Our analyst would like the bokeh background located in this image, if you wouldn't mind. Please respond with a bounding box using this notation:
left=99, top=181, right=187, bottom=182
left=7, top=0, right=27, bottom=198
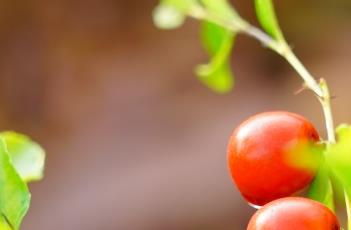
left=0, top=0, right=351, bottom=229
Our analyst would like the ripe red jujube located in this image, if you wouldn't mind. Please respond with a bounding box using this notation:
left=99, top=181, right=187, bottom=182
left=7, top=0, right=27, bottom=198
left=227, top=111, right=320, bottom=206
left=247, top=197, right=340, bottom=230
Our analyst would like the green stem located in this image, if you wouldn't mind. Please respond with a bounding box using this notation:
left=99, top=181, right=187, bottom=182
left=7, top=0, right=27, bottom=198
left=189, top=5, right=347, bottom=228
left=282, top=50, right=323, bottom=98
left=190, top=8, right=335, bottom=144
left=190, top=5, right=343, bottom=228
left=241, top=26, right=335, bottom=144
left=319, top=79, right=336, bottom=143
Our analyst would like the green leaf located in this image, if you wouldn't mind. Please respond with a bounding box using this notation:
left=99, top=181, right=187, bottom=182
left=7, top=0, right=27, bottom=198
left=308, top=161, right=334, bottom=211
left=326, top=124, right=351, bottom=228
left=1, top=132, right=45, bottom=182
left=0, top=216, right=12, bottom=230
left=196, top=21, right=235, bottom=93
left=284, top=139, right=323, bottom=172
left=0, top=139, right=30, bottom=230
left=327, top=124, right=351, bottom=189
left=255, top=0, right=285, bottom=41
left=201, top=20, right=231, bottom=55
left=197, top=62, right=233, bottom=93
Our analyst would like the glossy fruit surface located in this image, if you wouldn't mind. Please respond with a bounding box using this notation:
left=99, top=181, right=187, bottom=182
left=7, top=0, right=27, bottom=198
left=227, top=111, right=320, bottom=206
left=247, top=197, right=340, bottom=230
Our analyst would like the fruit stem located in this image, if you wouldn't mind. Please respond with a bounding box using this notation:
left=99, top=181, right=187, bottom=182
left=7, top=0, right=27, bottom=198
left=319, top=79, right=336, bottom=143
left=189, top=8, right=336, bottom=144
left=188, top=4, right=340, bottom=228
left=242, top=25, right=336, bottom=144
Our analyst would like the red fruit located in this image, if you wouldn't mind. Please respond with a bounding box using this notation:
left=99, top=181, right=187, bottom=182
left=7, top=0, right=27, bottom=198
left=227, top=111, right=320, bottom=206
left=247, top=197, right=340, bottom=230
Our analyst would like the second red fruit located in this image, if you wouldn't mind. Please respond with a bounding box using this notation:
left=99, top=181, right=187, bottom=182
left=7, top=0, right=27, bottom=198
left=227, top=111, right=320, bottom=206
left=247, top=197, right=340, bottom=230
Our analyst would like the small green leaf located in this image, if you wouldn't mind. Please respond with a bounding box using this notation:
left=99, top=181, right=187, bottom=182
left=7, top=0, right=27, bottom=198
left=1, top=132, right=45, bottom=182
left=153, top=4, right=186, bottom=29
left=327, top=124, right=351, bottom=189
left=0, top=139, right=30, bottom=230
left=196, top=21, right=235, bottom=93
left=201, top=20, right=231, bottom=55
left=308, top=161, right=334, bottom=211
left=197, top=62, right=233, bottom=93
left=284, top=140, right=323, bottom=172
left=255, top=0, right=285, bottom=41
left=326, top=124, right=351, bottom=228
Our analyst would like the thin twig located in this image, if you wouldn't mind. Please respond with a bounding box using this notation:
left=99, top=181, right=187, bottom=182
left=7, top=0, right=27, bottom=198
left=189, top=8, right=335, bottom=143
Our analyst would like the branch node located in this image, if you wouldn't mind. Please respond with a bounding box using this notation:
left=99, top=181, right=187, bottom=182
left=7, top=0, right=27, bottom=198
left=294, top=84, right=308, bottom=95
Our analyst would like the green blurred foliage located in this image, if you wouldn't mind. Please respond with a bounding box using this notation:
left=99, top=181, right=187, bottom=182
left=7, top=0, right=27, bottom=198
left=327, top=125, right=351, bottom=191
left=0, top=140, right=30, bottom=230
left=255, top=0, right=285, bottom=41
left=1, top=132, right=45, bottom=182
left=196, top=22, right=235, bottom=93
left=153, top=0, right=239, bottom=93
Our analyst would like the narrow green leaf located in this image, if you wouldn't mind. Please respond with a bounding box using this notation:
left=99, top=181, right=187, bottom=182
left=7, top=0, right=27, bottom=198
left=0, top=132, right=45, bottom=182
left=197, top=62, right=233, bottom=93
left=308, top=161, right=334, bottom=211
left=196, top=21, right=235, bottom=93
left=201, top=20, right=231, bottom=55
left=255, top=0, right=284, bottom=41
left=0, top=139, right=30, bottom=230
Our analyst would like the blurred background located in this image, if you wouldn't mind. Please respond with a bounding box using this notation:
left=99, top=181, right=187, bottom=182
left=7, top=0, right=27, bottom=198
left=0, top=0, right=350, bottom=229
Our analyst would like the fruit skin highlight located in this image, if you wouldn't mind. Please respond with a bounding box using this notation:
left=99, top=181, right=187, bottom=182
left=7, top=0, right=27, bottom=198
left=227, top=111, right=320, bottom=206
left=247, top=197, right=340, bottom=230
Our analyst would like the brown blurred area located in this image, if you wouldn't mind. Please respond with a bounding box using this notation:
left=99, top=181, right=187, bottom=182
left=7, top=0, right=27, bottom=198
left=0, top=0, right=350, bottom=229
